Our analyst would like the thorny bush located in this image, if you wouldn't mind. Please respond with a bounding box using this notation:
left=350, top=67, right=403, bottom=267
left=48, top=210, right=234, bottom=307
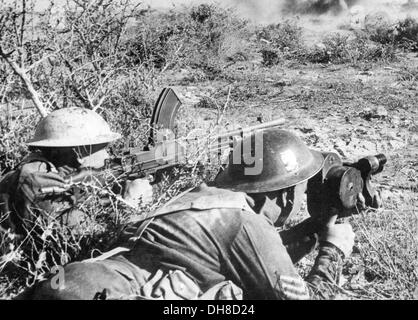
left=304, top=32, right=397, bottom=64
left=371, top=17, right=418, bottom=52
left=257, top=20, right=304, bottom=66
left=126, top=4, right=249, bottom=78
left=0, top=0, right=203, bottom=297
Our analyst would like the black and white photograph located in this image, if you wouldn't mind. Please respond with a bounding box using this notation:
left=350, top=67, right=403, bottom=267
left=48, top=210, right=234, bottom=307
left=0, top=0, right=417, bottom=305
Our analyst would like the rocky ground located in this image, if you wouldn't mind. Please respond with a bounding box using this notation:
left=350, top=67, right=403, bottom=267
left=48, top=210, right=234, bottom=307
left=162, top=47, right=418, bottom=299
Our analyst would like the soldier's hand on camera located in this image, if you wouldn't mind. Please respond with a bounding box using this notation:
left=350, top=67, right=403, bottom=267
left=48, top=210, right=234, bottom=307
left=357, top=192, right=382, bottom=211
left=319, top=215, right=355, bottom=258
left=123, top=178, right=153, bottom=209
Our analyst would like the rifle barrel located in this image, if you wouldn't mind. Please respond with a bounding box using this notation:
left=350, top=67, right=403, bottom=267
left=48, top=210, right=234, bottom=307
left=217, top=118, right=286, bottom=140
left=184, top=118, right=286, bottom=143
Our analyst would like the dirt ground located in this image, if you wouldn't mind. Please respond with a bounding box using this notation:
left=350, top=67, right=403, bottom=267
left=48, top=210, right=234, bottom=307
left=163, top=40, right=418, bottom=299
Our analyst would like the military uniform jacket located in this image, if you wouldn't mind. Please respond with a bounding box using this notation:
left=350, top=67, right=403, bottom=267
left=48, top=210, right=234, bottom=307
left=121, top=183, right=343, bottom=300
left=0, top=152, right=91, bottom=235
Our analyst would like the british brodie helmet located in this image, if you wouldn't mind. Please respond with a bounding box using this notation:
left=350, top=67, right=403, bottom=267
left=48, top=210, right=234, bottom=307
left=26, top=107, right=121, bottom=147
left=214, top=128, right=324, bottom=193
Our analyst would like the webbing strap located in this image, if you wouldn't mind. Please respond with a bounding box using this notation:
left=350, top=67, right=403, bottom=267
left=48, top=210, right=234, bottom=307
left=85, top=247, right=130, bottom=263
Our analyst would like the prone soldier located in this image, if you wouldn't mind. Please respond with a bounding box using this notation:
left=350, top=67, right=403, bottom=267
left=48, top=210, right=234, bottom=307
left=0, top=107, right=153, bottom=237
left=21, top=128, right=361, bottom=300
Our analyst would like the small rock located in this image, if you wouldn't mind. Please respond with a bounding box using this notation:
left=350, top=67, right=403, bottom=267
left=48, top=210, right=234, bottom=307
left=314, top=42, right=327, bottom=51
left=360, top=106, right=388, bottom=120
left=355, top=127, right=368, bottom=135
left=380, top=189, right=394, bottom=201
left=375, top=106, right=388, bottom=119
left=359, top=71, right=374, bottom=76
left=391, top=115, right=401, bottom=126
left=275, top=79, right=292, bottom=87
left=352, top=138, right=377, bottom=154
left=360, top=107, right=373, bottom=121
left=388, top=139, right=406, bottom=150
left=298, top=127, right=314, bottom=134
left=385, top=130, right=398, bottom=140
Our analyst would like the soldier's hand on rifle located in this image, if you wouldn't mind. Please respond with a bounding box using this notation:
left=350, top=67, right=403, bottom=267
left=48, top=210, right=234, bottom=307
left=25, top=171, right=71, bottom=199
left=319, top=215, right=355, bottom=258
left=123, top=178, right=153, bottom=209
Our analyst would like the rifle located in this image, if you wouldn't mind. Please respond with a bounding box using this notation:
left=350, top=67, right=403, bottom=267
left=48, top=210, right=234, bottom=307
left=66, top=88, right=286, bottom=185
left=65, top=87, right=387, bottom=218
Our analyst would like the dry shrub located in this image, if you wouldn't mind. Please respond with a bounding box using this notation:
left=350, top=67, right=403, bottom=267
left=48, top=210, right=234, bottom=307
left=126, top=3, right=249, bottom=78
left=257, top=20, right=304, bottom=66
left=0, top=109, right=38, bottom=173
left=0, top=152, right=212, bottom=298
left=0, top=173, right=140, bottom=296
left=0, top=0, right=170, bottom=297
left=397, top=65, right=418, bottom=83
left=0, top=0, right=157, bottom=162
left=305, top=32, right=397, bottom=64
left=348, top=193, right=418, bottom=299
left=367, top=17, right=418, bottom=52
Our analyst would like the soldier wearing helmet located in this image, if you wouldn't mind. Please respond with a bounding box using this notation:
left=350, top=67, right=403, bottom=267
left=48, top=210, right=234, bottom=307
left=0, top=107, right=152, bottom=236
left=21, top=127, right=354, bottom=300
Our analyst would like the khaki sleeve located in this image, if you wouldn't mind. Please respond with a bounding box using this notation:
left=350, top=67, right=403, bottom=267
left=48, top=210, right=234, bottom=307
left=305, top=243, right=344, bottom=299
left=230, top=212, right=345, bottom=300
left=230, top=211, right=310, bottom=299
left=12, top=162, right=75, bottom=232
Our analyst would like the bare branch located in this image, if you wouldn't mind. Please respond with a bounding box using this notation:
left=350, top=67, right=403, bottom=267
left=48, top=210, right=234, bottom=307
left=84, top=88, right=95, bottom=109
left=0, top=75, right=11, bottom=105
left=20, top=0, right=26, bottom=49
left=92, top=95, right=106, bottom=112
left=217, top=86, right=232, bottom=125
left=0, top=46, right=48, bottom=117
left=25, top=50, right=60, bottom=72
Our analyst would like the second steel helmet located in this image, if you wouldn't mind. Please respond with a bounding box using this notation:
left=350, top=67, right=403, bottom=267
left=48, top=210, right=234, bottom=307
left=26, top=107, right=121, bottom=147
left=214, top=128, right=324, bottom=193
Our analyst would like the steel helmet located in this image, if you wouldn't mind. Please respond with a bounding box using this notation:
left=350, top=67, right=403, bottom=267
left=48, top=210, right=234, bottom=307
left=26, top=107, right=121, bottom=147
left=214, top=128, right=324, bottom=193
